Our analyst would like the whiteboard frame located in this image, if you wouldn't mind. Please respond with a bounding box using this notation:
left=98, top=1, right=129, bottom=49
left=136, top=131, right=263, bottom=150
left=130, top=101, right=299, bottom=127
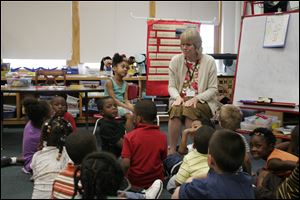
left=232, top=11, right=299, bottom=113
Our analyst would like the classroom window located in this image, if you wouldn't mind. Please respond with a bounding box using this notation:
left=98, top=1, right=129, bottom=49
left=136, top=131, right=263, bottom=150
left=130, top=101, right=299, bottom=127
left=2, top=59, right=66, bottom=70
left=200, top=24, right=215, bottom=54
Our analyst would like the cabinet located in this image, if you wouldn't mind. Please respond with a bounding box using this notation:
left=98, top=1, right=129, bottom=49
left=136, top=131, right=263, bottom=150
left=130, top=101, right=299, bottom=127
left=217, top=75, right=234, bottom=103
left=209, top=53, right=237, bottom=104
left=2, top=93, right=24, bottom=124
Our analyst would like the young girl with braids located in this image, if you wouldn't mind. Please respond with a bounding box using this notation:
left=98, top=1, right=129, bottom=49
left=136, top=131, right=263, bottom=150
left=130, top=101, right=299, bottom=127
left=104, top=53, right=134, bottom=131
left=51, top=133, right=98, bottom=199
left=77, top=152, right=164, bottom=199
left=31, top=116, right=73, bottom=199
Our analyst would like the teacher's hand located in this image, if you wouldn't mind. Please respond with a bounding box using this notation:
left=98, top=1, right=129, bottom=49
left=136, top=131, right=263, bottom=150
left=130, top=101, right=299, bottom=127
left=172, top=96, right=184, bottom=106
left=184, top=97, right=198, bottom=108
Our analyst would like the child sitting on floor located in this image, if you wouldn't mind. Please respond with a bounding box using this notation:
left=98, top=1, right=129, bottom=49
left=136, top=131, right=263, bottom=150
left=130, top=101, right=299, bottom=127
left=172, top=129, right=255, bottom=199
left=1, top=97, right=51, bottom=174
left=275, top=125, right=299, bottom=157
left=250, top=127, right=298, bottom=178
left=22, top=98, right=52, bottom=174
left=104, top=53, right=134, bottom=131
left=31, top=116, right=73, bottom=199
left=218, top=104, right=252, bottom=174
left=163, top=117, right=214, bottom=179
left=80, top=152, right=164, bottom=199
left=121, top=100, right=168, bottom=189
left=50, top=95, right=77, bottom=133
left=250, top=127, right=299, bottom=199
left=51, top=132, right=98, bottom=199
left=95, top=96, right=126, bottom=158
left=167, top=125, right=215, bottom=193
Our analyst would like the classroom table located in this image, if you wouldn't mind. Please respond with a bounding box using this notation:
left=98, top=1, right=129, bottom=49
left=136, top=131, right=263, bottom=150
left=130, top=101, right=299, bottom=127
left=1, top=85, right=104, bottom=148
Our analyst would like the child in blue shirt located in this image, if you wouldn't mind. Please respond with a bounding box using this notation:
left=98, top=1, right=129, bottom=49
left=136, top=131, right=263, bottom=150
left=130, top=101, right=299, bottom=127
left=104, top=53, right=134, bottom=131
left=172, top=129, right=255, bottom=199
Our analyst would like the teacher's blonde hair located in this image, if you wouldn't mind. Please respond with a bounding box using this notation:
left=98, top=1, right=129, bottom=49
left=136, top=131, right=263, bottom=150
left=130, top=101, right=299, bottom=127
left=180, top=29, right=203, bottom=59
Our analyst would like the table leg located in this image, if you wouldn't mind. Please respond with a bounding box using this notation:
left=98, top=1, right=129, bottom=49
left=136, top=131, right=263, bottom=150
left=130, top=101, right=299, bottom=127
left=1, top=92, right=3, bottom=150
left=138, top=79, right=142, bottom=100
left=85, top=92, right=88, bottom=130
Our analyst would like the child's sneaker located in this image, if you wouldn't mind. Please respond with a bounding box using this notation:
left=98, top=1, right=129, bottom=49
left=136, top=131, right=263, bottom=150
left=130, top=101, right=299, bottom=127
left=1, top=157, right=12, bottom=167
left=22, top=167, right=31, bottom=174
left=145, top=179, right=163, bottom=199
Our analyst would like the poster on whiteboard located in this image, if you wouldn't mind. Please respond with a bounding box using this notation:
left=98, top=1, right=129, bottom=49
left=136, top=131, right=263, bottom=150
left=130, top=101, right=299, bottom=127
left=263, top=14, right=290, bottom=47
left=146, top=20, right=200, bottom=96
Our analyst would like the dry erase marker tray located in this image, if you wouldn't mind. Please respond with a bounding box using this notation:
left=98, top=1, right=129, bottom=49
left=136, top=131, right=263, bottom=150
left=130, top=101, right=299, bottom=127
left=240, top=100, right=296, bottom=108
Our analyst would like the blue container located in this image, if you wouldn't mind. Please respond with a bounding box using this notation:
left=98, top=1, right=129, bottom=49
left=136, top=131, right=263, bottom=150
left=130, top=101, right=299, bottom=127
left=4, top=110, right=15, bottom=119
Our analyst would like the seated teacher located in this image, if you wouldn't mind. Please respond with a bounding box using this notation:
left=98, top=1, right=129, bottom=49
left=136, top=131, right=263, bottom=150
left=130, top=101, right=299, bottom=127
left=168, top=29, right=221, bottom=155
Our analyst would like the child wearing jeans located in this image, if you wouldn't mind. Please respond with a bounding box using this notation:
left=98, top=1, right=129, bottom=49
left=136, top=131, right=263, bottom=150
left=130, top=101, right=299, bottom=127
left=31, top=116, right=73, bottom=199
left=104, top=53, right=134, bottom=131
left=122, top=100, right=168, bottom=189
left=95, top=96, right=126, bottom=158
left=172, top=129, right=255, bottom=199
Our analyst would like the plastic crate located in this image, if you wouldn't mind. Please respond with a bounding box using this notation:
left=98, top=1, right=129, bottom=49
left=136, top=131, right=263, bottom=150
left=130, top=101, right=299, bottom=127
left=7, top=77, right=32, bottom=87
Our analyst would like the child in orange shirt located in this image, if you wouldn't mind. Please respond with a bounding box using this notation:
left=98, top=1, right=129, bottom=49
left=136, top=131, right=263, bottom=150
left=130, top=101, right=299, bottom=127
left=250, top=127, right=298, bottom=178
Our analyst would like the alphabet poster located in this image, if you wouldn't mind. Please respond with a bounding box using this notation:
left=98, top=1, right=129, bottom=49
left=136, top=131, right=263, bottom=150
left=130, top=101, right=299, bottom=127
left=146, top=20, right=200, bottom=96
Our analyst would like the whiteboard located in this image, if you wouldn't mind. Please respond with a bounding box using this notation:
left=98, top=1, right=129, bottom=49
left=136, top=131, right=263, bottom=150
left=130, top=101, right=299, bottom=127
left=233, top=12, right=299, bottom=108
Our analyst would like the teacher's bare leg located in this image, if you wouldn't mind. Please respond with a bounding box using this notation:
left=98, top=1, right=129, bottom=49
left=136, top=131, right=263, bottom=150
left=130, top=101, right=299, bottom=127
left=185, top=117, right=193, bottom=129
left=168, top=117, right=182, bottom=155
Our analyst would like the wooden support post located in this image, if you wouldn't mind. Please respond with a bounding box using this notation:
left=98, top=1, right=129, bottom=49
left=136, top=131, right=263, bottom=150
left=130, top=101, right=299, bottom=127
left=70, top=1, right=80, bottom=66
left=215, top=1, right=222, bottom=53
left=149, top=1, right=156, bottom=18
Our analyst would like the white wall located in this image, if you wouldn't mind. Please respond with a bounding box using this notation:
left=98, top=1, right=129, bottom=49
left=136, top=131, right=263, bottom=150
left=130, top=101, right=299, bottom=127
left=221, top=1, right=240, bottom=53
left=80, top=1, right=149, bottom=63
left=81, top=1, right=219, bottom=63
left=1, top=1, right=72, bottom=59
left=1, top=1, right=227, bottom=62
left=156, top=1, right=218, bottom=22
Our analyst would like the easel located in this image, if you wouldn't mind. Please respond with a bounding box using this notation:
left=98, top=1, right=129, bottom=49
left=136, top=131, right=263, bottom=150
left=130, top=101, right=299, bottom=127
left=233, top=2, right=299, bottom=126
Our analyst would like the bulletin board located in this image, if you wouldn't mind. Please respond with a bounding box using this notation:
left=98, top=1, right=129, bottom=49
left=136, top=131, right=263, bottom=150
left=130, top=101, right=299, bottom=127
left=232, top=11, right=299, bottom=111
left=146, top=20, right=200, bottom=96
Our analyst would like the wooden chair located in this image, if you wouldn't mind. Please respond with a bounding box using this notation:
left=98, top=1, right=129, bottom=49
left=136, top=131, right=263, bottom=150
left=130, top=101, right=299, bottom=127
left=127, top=83, right=139, bottom=101
left=35, top=69, right=66, bottom=86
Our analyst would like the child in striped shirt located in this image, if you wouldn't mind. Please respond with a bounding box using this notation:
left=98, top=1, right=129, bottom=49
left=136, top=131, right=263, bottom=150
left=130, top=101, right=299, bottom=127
left=167, top=125, right=215, bottom=193
left=51, top=133, right=98, bottom=199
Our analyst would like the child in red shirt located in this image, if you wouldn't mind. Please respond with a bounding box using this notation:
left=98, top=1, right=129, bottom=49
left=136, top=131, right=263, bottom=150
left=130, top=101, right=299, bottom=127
left=50, top=96, right=77, bottom=133
left=121, top=100, right=168, bottom=189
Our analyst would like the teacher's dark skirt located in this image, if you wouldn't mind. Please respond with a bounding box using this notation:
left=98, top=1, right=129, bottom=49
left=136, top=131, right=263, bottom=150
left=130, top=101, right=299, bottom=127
left=169, top=102, right=212, bottom=121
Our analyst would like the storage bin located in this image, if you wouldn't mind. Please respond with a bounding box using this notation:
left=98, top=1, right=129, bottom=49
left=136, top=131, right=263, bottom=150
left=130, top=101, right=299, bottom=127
left=4, top=109, right=16, bottom=119
left=240, top=121, right=271, bottom=131
left=7, top=77, right=32, bottom=87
